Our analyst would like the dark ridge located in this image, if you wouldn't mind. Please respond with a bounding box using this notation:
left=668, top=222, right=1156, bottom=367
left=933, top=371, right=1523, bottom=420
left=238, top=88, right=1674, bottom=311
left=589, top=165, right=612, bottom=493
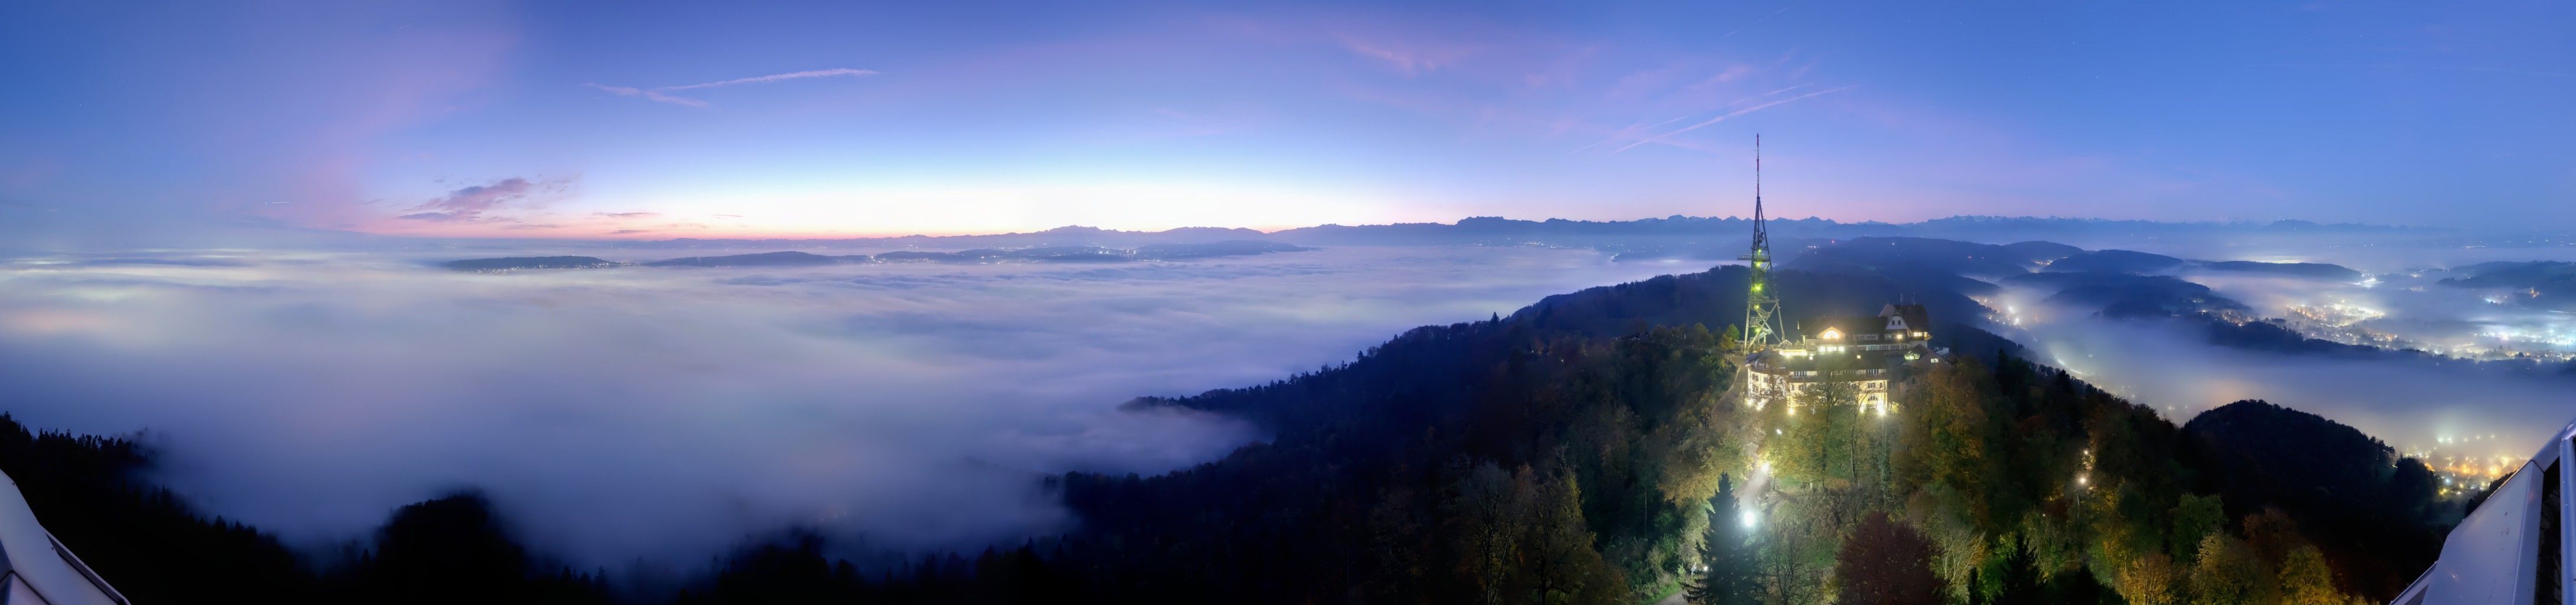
left=2438, top=261, right=2576, bottom=309
left=1131, top=240, right=1313, bottom=258
left=1783, top=236, right=2054, bottom=278
left=2002, top=271, right=2247, bottom=318
left=345, top=491, right=611, bottom=604
left=0, top=413, right=316, bottom=602
left=2193, top=261, right=2363, bottom=281
left=2178, top=400, right=2448, bottom=598
left=1998, top=240, right=2084, bottom=262
left=643, top=251, right=844, bottom=267
left=441, top=256, right=624, bottom=271
left=2042, top=249, right=2187, bottom=274
left=874, top=249, right=1007, bottom=263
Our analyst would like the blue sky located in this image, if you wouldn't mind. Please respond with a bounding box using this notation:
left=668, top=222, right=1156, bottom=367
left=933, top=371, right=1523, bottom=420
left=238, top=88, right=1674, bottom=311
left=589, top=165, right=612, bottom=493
left=1, top=1, right=2568, bottom=240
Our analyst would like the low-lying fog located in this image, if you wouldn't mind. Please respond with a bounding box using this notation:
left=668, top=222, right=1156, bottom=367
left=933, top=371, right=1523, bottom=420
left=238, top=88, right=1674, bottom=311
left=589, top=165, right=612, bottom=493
left=0, top=246, right=1684, bottom=566
left=4, top=232, right=2568, bottom=569
left=1993, top=265, right=2575, bottom=472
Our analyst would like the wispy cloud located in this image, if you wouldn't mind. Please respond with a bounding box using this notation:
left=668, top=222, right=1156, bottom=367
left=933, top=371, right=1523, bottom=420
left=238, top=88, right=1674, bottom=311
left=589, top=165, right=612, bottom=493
left=1569, top=84, right=1821, bottom=154
left=1566, top=113, right=1697, bottom=154
left=587, top=69, right=880, bottom=108
left=1336, top=35, right=1478, bottom=76
left=593, top=211, right=661, bottom=219
left=662, top=68, right=880, bottom=90
left=584, top=83, right=710, bottom=108
left=1610, top=84, right=1857, bottom=153
left=1717, top=1, right=1800, bottom=41
left=2249, top=63, right=2568, bottom=79
left=398, top=177, right=574, bottom=222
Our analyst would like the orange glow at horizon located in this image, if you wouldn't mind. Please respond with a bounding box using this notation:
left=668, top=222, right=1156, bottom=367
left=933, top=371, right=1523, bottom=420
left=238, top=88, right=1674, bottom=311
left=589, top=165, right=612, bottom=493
left=337, top=180, right=1456, bottom=240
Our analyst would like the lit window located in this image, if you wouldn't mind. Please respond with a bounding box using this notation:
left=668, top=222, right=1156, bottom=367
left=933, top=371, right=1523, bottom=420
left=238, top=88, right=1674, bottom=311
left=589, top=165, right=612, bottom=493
left=1819, top=327, right=1843, bottom=340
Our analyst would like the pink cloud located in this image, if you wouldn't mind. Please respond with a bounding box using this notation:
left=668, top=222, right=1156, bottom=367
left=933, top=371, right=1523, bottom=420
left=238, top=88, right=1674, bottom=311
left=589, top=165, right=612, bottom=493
left=396, top=177, right=574, bottom=223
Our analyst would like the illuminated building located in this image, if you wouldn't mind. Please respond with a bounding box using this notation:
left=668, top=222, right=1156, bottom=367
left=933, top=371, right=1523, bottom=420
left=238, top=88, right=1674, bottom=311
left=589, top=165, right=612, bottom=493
left=1729, top=135, right=1941, bottom=414
left=1744, top=304, right=1943, bottom=413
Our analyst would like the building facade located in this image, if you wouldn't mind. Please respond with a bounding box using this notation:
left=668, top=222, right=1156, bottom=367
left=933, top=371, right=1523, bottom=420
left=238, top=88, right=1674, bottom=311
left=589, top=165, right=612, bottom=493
left=1745, top=303, right=1941, bottom=414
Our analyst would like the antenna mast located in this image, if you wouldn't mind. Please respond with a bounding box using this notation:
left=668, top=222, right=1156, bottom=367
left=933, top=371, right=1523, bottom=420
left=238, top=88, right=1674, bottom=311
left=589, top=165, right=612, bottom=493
left=1740, top=135, right=1784, bottom=354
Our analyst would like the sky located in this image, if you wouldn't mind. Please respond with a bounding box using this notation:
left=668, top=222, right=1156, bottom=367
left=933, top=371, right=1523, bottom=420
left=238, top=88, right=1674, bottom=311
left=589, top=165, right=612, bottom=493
left=1, top=1, right=2570, bottom=243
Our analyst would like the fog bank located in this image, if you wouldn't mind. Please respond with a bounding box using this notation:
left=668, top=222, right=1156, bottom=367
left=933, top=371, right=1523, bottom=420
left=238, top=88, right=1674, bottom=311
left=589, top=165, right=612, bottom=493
left=0, top=246, right=1683, bottom=565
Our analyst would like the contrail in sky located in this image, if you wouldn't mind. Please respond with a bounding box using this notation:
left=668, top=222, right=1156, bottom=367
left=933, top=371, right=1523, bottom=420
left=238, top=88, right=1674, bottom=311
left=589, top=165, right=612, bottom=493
left=662, top=68, right=881, bottom=90
left=1568, top=113, right=1699, bottom=154
left=1717, top=1, right=1801, bottom=41
left=588, top=68, right=880, bottom=108
left=1613, top=84, right=1856, bottom=153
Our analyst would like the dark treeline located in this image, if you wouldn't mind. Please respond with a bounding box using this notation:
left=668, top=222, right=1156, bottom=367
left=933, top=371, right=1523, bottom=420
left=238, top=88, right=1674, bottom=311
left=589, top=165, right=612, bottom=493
left=0, top=264, right=2470, bottom=603
left=2176, top=401, right=2451, bottom=597
left=0, top=414, right=612, bottom=603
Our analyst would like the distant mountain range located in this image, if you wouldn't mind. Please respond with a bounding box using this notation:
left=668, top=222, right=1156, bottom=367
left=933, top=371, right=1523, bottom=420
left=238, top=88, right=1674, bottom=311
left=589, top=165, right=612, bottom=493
left=440, top=256, right=626, bottom=272
left=443, top=240, right=1312, bottom=271
left=491, top=216, right=2454, bottom=256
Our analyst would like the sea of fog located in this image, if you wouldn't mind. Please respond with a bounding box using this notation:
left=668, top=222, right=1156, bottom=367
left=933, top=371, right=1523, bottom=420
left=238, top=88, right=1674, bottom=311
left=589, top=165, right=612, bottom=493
left=1989, top=242, right=2576, bottom=469
left=2, top=237, right=2569, bottom=570
left=0, top=246, right=1689, bottom=566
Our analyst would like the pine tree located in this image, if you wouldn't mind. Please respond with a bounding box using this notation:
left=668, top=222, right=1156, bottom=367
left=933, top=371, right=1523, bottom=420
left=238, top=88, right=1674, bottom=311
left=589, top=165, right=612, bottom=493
left=1686, top=474, right=1757, bottom=605
left=1993, top=534, right=2041, bottom=605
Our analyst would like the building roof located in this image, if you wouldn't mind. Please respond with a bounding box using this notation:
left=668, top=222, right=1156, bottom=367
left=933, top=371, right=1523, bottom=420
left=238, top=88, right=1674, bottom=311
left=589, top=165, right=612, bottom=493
left=1804, top=315, right=1889, bottom=339
left=1882, top=304, right=1931, bottom=333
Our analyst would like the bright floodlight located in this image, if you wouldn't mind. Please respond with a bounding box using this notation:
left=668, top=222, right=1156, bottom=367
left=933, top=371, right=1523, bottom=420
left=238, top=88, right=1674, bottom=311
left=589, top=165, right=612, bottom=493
left=1739, top=510, right=1758, bottom=529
